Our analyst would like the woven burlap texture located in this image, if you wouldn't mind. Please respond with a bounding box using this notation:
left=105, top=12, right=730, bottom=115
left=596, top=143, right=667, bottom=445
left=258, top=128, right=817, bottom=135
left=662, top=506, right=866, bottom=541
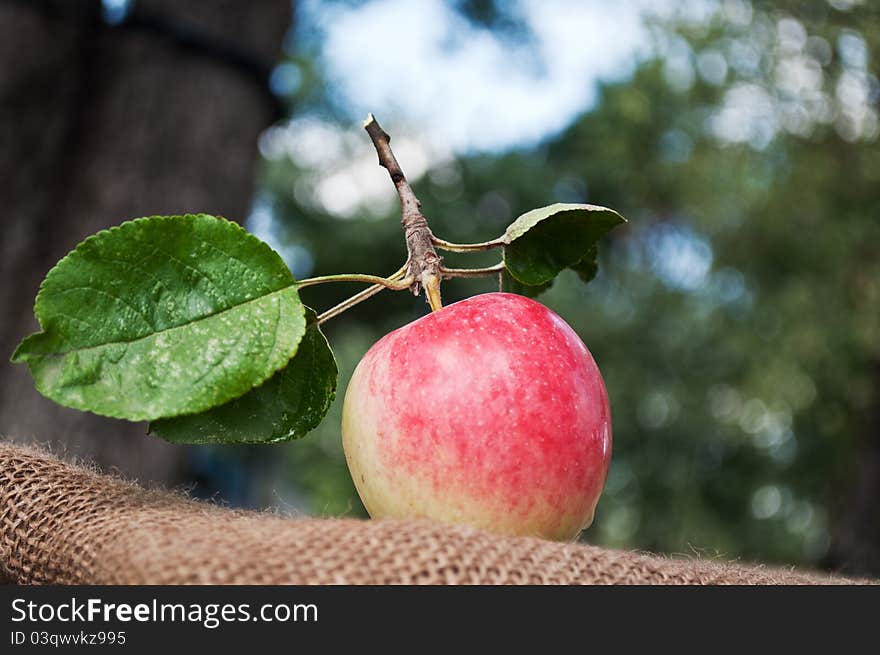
left=0, top=442, right=869, bottom=584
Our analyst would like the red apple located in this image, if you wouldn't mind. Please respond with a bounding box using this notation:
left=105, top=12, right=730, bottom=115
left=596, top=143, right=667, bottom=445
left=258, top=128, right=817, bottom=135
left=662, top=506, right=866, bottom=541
left=341, top=292, right=611, bottom=541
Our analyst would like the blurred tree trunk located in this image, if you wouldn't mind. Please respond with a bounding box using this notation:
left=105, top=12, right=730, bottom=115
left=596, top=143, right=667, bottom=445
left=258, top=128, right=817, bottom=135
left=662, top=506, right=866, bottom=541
left=0, top=0, right=291, bottom=484
left=826, top=359, right=880, bottom=577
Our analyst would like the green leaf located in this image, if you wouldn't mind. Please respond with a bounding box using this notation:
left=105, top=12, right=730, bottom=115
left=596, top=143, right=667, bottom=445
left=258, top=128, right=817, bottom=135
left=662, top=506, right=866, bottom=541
left=500, top=271, right=553, bottom=297
left=502, top=245, right=599, bottom=299
left=149, top=309, right=337, bottom=444
left=502, top=203, right=625, bottom=286
left=570, top=243, right=599, bottom=284
left=11, top=214, right=306, bottom=421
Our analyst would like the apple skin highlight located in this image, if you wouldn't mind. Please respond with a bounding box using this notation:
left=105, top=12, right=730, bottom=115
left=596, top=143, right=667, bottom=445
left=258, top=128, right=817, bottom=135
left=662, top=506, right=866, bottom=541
left=342, top=292, right=611, bottom=541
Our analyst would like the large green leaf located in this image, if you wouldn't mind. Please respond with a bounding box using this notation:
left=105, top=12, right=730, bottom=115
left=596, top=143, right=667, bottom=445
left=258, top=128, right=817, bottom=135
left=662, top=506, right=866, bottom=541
left=149, top=309, right=337, bottom=444
left=12, top=215, right=306, bottom=421
left=502, top=203, right=625, bottom=286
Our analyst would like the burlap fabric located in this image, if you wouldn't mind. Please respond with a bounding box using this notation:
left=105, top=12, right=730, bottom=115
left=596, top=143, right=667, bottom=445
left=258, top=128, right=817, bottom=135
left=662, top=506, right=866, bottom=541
left=0, top=442, right=871, bottom=585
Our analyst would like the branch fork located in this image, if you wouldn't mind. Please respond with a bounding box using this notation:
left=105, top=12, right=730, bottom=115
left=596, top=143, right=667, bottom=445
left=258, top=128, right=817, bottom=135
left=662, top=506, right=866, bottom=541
left=363, top=114, right=445, bottom=311
left=300, top=115, right=507, bottom=324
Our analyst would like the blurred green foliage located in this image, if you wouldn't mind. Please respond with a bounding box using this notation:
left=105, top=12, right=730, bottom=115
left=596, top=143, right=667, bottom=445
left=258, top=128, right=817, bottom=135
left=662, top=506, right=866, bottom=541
left=250, top=2, right=880, bottom=573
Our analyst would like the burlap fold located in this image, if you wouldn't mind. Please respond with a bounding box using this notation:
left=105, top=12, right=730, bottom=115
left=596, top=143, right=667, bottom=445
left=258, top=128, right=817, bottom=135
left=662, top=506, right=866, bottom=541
left=0, top=442, right=870, bottom=584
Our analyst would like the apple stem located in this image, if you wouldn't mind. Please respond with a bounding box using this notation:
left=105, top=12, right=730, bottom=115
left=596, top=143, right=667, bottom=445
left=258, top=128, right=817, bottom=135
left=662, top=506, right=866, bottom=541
left=364, top=114, right=445, bottom=311
left=424, top=274, right=443, bottom=311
